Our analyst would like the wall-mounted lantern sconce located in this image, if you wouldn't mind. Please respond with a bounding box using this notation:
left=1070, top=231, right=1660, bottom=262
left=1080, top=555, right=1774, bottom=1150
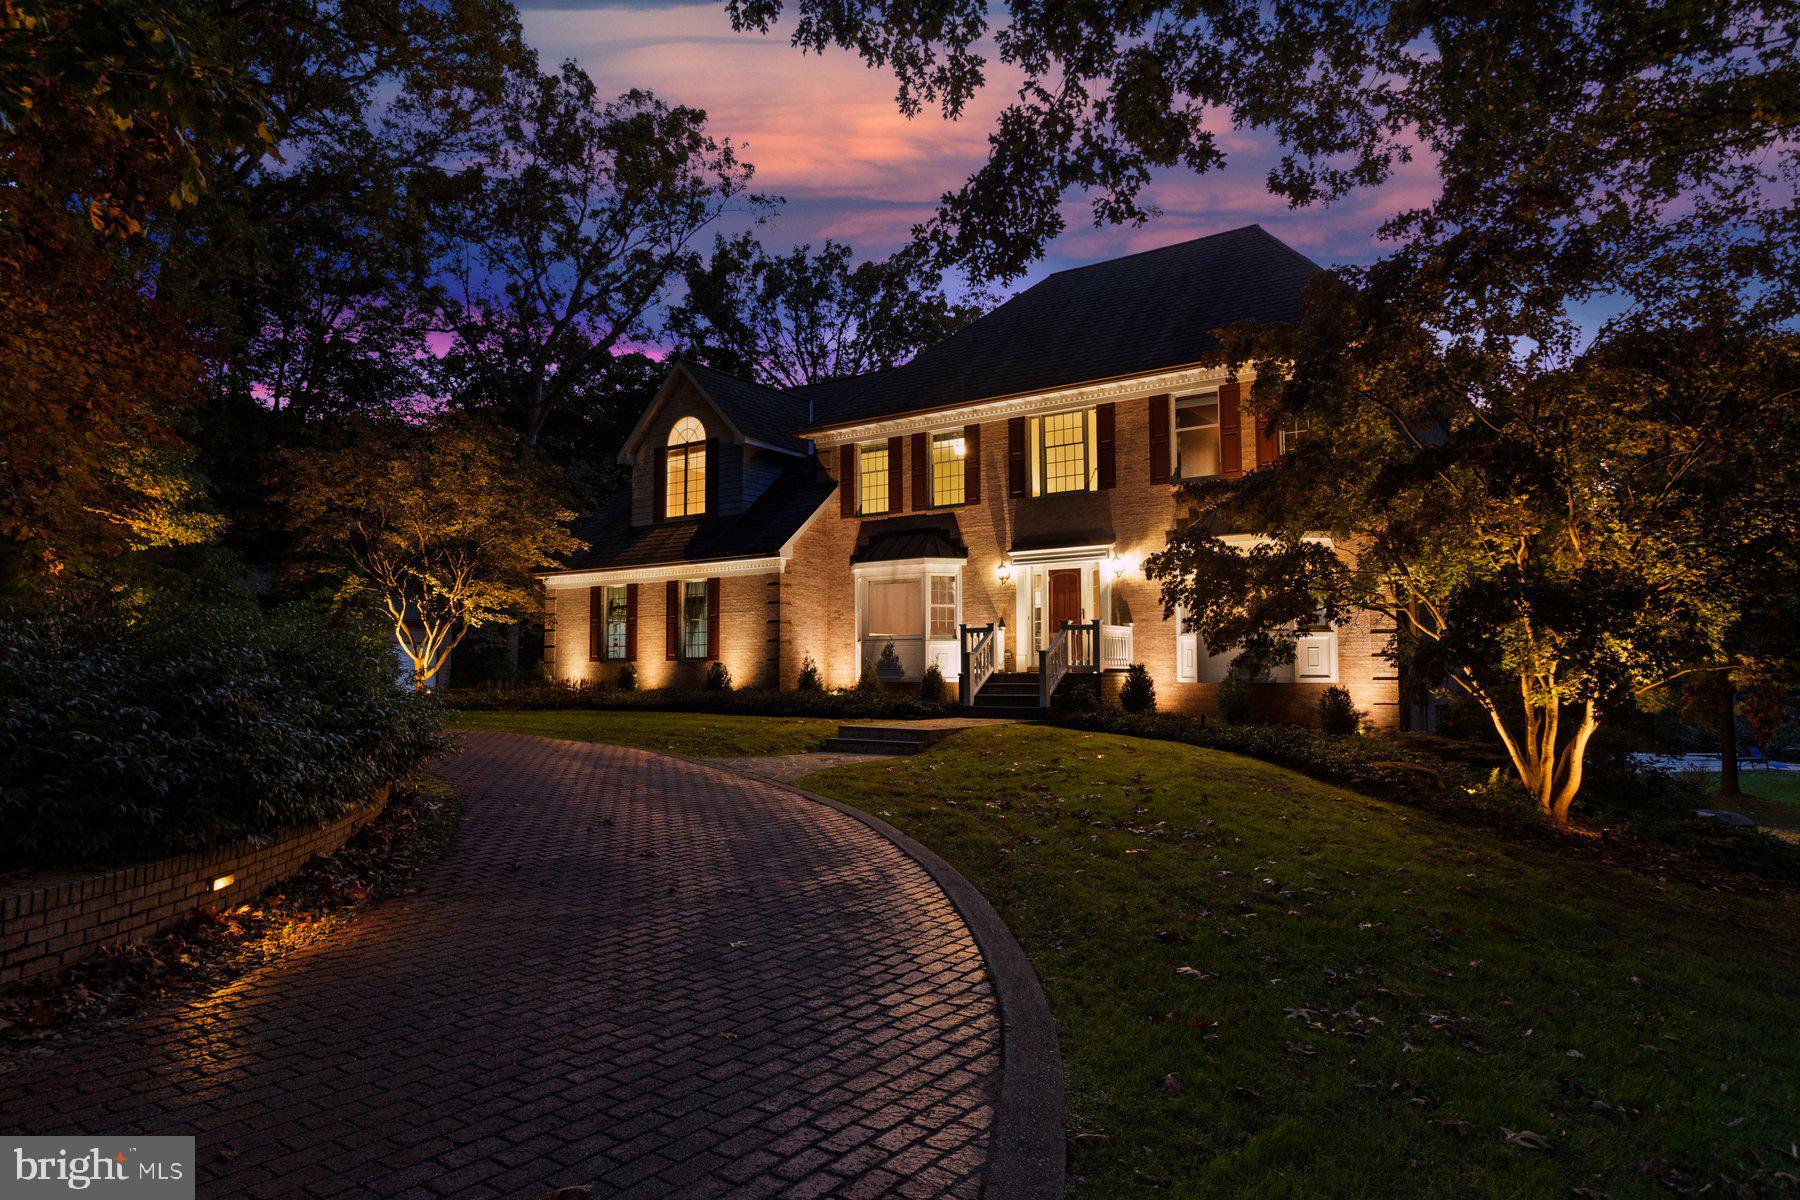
left=997, top=562, right=1014, bottom=584
left=1107, top=552, right=1135, bottom=580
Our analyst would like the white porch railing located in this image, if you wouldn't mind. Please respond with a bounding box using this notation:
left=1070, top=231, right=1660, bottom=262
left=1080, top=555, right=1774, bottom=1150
left=1099, top=623, right=1133, bottom=671
left=958, top=623, right=998, bottom=707
left=1038, top=620, right=1134, bottom=704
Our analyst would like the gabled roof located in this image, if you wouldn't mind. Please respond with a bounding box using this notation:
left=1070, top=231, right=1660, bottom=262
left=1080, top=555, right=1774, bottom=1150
left=621, top=360, right=811, bottom=459
left=546, top=458, right=836, bottom=576
left=802, top=225, right=1320, bottom=433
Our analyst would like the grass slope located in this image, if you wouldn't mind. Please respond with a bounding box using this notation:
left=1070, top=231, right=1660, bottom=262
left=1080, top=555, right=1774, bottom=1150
left=801, top=724, right=1800, bottom=1200
left=454, top=709, right=838, bottom=758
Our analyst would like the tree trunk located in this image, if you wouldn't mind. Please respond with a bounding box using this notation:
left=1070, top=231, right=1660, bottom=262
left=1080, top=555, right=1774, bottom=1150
left=1474, top=687, right=1597, bottom=828
left=1718, top=677, right=1740, bottom=797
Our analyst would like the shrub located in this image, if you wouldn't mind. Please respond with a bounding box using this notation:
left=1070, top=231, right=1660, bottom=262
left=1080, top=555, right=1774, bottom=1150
left=446, top=681, right=950, bottom=720
left=1119, top=663, right=1156, bottom=713
left=1218, top=672, right=1253, bottom=723
left=918, top=662, right=951, bottom=705
left=704, top=660, right=732, bottom=692
left=0, top=595, right=448, bottom=869
left=1052, top=675, right=1100, bottom=713
left=796, top=656, right=824, bottom=692
left=617, top=662, right=639, bottom=692
left=1317, top=685, right=1362, bottom=735
left=856, top=656, right=884, bottom=693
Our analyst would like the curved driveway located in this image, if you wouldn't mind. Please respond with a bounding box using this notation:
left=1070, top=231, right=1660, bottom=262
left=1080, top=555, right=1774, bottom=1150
left=0, top=732, right=1002, bottom=1198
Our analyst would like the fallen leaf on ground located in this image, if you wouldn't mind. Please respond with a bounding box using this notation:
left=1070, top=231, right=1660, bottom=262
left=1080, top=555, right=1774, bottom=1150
left=1161, top=1073, right=1182, bottom=1095
left=1503, top=1128, right=1552, bottom=1150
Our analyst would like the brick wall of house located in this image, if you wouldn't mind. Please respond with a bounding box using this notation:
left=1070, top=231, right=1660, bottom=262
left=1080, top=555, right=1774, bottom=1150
left=547, top=571, right=781, bottom=690
left=0, top=793, right=388, bottom=988
left=789, top=382, right=1401, bottom=728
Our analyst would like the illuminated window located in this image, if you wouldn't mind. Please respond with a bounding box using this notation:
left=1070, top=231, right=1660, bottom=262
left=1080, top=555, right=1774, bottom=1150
left=929, top=575, right=957, bottom=639
left=1039, top=410, right=1088, bottom=494
left=1278, top=418, right=1308, bottom=455
left=930, top=433, right=966, bottom=507
left=666, top=417, right=707, bottom=517
left=602, top=585, right=628, bottom=659
left=858, top=442, right=889, bottom=516
left=1175, top=392, right=1221, bottom=479
left=682, top=580, right=708, bottom=659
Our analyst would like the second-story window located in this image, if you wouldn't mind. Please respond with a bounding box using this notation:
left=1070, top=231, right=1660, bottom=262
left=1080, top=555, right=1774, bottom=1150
left=666, top=416, right=707, bottom=517
left=1039, top=409, right=1089, bottom=494
left=930, top=432, right=966, bottom=506
left=1175, top=392, right=1221, bottom=478
left=1278, top=417, right=1308, bottom=455
left=858, top=441, right=890, bottom=515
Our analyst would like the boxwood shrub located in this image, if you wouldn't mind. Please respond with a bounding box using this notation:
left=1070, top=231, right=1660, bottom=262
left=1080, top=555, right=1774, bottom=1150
left=0, top=599, right=448, bottom=869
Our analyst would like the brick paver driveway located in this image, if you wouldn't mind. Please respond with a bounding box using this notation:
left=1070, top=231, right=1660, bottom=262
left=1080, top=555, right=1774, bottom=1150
left=0, top=732, right=1002, bottom=1198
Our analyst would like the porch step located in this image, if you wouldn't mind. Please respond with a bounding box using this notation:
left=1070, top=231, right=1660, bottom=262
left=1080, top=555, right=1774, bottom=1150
left=967, top=672, right=1047, bottom=718
left=821, top=724, right=962, bottom=755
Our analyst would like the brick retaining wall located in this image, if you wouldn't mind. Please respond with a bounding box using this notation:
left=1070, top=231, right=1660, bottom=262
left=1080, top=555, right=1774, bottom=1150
left=0, top=791, right=388, bottom=988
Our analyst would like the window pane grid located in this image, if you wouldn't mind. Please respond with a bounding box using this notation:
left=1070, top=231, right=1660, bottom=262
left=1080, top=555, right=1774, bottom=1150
left=667, top=443, right=705, bottom=517
left=1041, top=411, right=1087, bottom=494
left=858, top=444, right=889, bottom=515
left=604, top=585, right=628, bottom=659
left=928, top=575, right=956, bottom=639
left=930, top=434, right=966, bottom=506
left=682, top=580, right=707, bottom=658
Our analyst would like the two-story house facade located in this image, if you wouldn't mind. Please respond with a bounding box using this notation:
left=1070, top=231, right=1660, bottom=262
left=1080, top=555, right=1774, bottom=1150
left=538, top=225, right=1401, bottom=727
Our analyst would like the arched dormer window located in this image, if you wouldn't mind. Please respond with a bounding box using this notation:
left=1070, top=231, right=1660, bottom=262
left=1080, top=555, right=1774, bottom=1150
left=665, top=417, right=707, bottom=517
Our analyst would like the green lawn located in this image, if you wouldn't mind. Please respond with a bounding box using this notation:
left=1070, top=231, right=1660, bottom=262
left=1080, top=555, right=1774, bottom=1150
left=800, top=725, right=1800, bottom=1200
left=454, top=709, right=838, bottom=757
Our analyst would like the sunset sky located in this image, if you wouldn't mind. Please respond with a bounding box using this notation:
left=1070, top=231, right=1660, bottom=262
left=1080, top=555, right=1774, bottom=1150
left=520, top=0, right=1444, bottom=298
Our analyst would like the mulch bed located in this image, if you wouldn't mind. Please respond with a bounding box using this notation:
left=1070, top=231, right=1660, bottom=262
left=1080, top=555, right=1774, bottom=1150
left=0, top=779, right=463, bottom=1061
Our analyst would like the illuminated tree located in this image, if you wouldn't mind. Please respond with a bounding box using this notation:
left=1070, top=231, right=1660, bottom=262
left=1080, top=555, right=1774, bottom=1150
left=279, top=417, right=581, bottom=688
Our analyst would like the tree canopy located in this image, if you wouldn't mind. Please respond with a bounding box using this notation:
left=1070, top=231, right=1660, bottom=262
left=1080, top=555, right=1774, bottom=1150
left=669, top=235, right=984, bottom=388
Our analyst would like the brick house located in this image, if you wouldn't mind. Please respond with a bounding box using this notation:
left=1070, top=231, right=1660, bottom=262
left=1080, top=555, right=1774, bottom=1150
left=539, top=225, right=1401, bottom=727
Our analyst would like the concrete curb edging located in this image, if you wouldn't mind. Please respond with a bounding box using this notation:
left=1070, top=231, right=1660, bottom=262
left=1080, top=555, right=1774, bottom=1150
left=688, top=755, right=1067, bottom=1200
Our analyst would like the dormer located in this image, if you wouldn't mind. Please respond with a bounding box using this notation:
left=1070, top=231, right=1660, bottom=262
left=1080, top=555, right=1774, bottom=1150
left=620, top=362, right=810, bottom=527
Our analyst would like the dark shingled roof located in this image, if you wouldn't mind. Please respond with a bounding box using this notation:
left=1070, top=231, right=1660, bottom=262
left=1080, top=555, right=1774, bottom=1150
left=805, top=225, right=1320, bottom=431
left=850, top=515, right=969, bottom=565
left=676, top=361, right=811, bottom=454
left=549, top=459, right=836, bottom=574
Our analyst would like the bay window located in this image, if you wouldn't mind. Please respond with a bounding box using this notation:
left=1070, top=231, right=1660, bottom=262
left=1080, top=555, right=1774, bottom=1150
left=928, top=575, right=957, bottom=639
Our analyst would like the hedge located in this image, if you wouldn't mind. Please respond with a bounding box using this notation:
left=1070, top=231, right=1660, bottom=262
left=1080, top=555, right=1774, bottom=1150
left=0, top=599, right=448, bottom=869
left=446, top=681, right=954, bottom=721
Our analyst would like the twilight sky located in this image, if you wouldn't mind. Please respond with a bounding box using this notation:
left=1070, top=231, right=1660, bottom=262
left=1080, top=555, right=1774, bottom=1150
left=519, top=0, right=1444, bottom=297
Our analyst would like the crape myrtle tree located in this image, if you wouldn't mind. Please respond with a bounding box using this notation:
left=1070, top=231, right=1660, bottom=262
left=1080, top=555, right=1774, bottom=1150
left=668, top=234, right=985, bottom=388
left=279, top=416, right=581, bottom=689
left=438, top=61, right=763, bottom=458
left=726, top=0, right=1799, bottom=821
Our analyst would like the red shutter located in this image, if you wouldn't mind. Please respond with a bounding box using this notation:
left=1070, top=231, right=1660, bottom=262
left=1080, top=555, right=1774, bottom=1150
left=588, top=586, right=602, bottom=661
left=911, top=432, right=928, bottom=509
left=1096, top=402, right=1116, bottom=489
left=964, top=423, right=981, bottom=503
left=706, top=577, right=721, bottom=661
left=1148, top=394, right=1171, bottom=483
left=839, top=444, right=856, bottom=517
left=704, top=438, right=720, bottom=513
left=653, top=448, right=667, bottom=521
left=625, top=582, right=638, bottom=661
left=665, top=579, right=679, bottom=659
left=1007, top=417, right=1026, bottom=497
left=887, top=436, right=904, bottom=513
left=1219, top=381, right=1243, bottom=479
left=1255, top=412, right=1279, bottom=468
